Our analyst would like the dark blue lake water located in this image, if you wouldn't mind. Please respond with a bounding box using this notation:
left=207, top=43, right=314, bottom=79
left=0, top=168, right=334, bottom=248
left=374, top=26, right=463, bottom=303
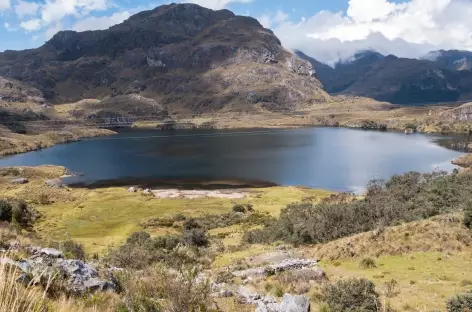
left=0, top=127, right=465, bottom=192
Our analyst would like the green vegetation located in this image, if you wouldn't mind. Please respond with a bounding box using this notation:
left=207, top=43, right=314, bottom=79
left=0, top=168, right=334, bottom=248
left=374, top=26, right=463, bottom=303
left=447, top=291, right=472, bottom=312
left=359, top=257, right=377, bottom=269
left=464, top=202, right=472, bottom=229
left=320, top=278, right=381, bottom=312
left=0, top=198, right=36, bottom=229
left=244, top=171, right=472, bottom=245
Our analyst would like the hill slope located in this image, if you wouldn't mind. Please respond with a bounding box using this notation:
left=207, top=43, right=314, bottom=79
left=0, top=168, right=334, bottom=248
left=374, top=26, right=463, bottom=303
left=0, top=3, right=328, bottom=114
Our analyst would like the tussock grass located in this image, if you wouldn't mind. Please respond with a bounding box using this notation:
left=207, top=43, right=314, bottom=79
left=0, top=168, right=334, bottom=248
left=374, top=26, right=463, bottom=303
left=0, top=255, right=46, bottom=312
left=309, top=214, right=471, bottom=261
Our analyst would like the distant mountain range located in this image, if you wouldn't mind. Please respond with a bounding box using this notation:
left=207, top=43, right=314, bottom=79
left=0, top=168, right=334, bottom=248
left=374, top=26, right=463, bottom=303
left=297, top=49, right=472, bottom=105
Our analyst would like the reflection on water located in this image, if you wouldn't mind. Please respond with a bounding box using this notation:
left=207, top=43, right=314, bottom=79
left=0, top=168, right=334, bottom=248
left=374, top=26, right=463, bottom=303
left=435, top=134, right=472, bottom=153
left=0, top=127, right=465, bottom=192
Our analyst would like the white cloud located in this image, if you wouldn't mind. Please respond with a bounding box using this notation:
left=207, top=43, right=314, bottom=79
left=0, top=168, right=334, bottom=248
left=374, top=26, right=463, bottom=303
left=273, top=10, right=288, bottom=24
left=185, top=0, right=253, bottom=10
left=273, top=0, right=472, bottom=64
left=4, top=22, right=17, bottom=31
left=45, top=22, right=62, bottom=39
left=257, top=10, right=288, bottom=30
left=30, top=0, right=109, bottom=28
left=72, top=11, right=131, bottom=31
left=258, top=14, right=270, bottom=28
left=20, top=18, right=43, bottom=32
left=14, top=0, right=40, bottom=18
left=0, top=0, right=10, bottom=10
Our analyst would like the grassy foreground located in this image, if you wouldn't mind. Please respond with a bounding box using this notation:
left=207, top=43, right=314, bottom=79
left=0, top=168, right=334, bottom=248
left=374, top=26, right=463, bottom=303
left=2, top=165, right=472, bottom=311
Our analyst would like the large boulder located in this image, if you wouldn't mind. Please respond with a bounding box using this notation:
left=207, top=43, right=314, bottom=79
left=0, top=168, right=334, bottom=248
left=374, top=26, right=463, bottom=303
left=9, top=248, right=115, bottom=294
left=237, top=287, right=310, bottom=312
left=257, top=294, right=310, bottom=312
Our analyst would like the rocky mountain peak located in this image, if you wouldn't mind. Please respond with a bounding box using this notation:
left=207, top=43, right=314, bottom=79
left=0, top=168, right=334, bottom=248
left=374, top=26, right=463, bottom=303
left=0, top=3, right=327, bottom=113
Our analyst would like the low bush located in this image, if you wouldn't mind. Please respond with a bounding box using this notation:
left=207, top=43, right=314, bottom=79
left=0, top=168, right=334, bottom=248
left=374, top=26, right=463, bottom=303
left=172, top=213, right=186, bottom=222
left=116, top=265, right=214, bottom=312
left=108, top=228, right=210, bottom=269
left=232, top=204, right=246, bottom=213
left=384, top=279, right=399, bottom=298
left=0, top=199, right=36, bottom=229
left=359, top=257, right=377, bottom=269
left=464, top=202, right=472, bottom=229
left=183, top=228, right=209, bottom=247
left=143, top=211, right=274, bottom=232
left=48, top=240, right=85, bottom=260
left=245, top=171, right=472, bottom=245
left=321, top=278, right=381, bottom=312
left=0, top=199, right=12, bottom=222
left=447, top=291, right=472, bottom=312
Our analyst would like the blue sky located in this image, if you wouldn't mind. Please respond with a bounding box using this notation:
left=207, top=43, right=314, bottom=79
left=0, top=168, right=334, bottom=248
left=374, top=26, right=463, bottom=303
left=1, top=0, right=472, bottom=63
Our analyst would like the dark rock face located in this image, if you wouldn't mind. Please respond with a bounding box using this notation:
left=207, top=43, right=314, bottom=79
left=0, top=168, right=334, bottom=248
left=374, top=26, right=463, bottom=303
left=298, top=49, right=472, bottom=105
left=0, top=3, right=326, bottom=112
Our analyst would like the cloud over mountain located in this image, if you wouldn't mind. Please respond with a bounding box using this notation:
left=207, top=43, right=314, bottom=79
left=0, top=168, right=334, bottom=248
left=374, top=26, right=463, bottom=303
left=268, top=0, right=472, bottom=64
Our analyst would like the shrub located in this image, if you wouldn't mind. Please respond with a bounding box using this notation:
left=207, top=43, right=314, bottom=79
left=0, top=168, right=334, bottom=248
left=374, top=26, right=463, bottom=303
left=172, top=213, right=186, bottom=222
left=232, top=204, right=246, bottom=213
left=108, top=229, right=210, bottom=269
left=183, top=228, right=209, bottom=247
left=117, top=265, right=213, bottom=312
left=11, top=200, right=35, bottom=229
left=464, top=202, right=472, bottom=229
left=61, top=240, right=85, bottom=260
left=384, top=279, right=399, bottom=298
left=447, top=291, right=472, bottom=312
left=0, top=199, right=12, bottom=222
left=127, top=231, right=151, bottom=245
left=183, top=218, right=203, bottom=230
left=245, top=171, right=472, bottom=245
left=359, top=257, right=377, bottom=269
left=322, top=278, right=381, bottom=312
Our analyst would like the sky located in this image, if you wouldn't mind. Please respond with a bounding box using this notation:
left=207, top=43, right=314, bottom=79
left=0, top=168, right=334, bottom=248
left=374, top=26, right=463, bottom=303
left=1, top=0, right=472, bottom=64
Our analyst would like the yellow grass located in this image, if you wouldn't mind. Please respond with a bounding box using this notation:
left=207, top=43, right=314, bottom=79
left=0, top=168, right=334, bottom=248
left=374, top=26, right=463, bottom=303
left=0, top=255, right=46, bottom=312
left=319, top=251, right=472, bottom=311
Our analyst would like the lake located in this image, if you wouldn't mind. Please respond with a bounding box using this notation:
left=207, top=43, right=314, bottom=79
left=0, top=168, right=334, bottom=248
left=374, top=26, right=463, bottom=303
left=0, top=127, right=466, bottom=192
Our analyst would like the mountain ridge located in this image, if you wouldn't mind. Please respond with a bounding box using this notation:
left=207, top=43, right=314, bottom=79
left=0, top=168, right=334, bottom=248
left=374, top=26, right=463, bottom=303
left=298, top=49, right=472, bottom=104
left=0, top=3, right=328, bottom=115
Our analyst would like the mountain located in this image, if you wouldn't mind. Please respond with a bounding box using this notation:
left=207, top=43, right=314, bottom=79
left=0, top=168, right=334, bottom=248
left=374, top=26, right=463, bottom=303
left=297, top=50, right=385, bottom=94
left=424, top=50, right=472, bottom=71
left=300, top=49, right=472, bottom=104
left=0, top=3, right=328, bottom=115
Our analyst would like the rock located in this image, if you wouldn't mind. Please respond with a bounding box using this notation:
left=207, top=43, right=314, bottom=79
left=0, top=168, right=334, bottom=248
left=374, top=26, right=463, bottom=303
left=233, top=258, right=318, bottom=278
left=11, top=178, right=28, bottom=184
left=44, top=179, right=64, bottom=188
left=127, top=187, right=137, bottom=193
left=256, top=294, right=310, bottom=312
left=288, top=57, right=315, bottom=77
left=57, top=260, right=115, bottom=293
left=237, top=287, right=309, bottom=312
left=404, top=128, right=415, bottom=134
left=40, top=248, right=64, bottom=258
left=143, top=188, right=152, bottom=195
left=8, top=252, right=115, bottom=294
